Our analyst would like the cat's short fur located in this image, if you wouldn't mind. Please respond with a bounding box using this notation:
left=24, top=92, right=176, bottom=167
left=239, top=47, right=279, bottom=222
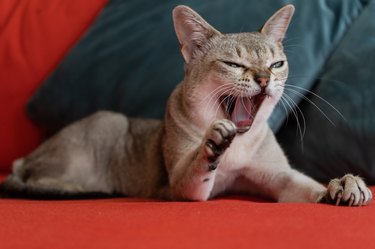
left=0, top=5, right=372, bottom=205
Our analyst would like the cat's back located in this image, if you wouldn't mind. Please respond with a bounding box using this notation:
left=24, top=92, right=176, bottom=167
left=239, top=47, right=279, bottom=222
left=24, top=111, right=163, bottom=165
left=62, top=110, right=162, bottom=140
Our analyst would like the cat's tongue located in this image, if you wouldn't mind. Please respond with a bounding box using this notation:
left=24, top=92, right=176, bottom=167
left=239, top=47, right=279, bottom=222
left=231, top=97, right=254, bottom=133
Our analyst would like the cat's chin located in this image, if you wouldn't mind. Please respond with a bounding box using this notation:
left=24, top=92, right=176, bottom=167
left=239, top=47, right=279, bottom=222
left=220, top=94, right=266, bottom=134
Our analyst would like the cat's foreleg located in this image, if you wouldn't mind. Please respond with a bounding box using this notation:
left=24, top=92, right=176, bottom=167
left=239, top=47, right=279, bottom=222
left=242, top=129, right=372, bottom=206
left=268, top=169, right=372, bottom=206
left=267, top=169, right=327, bottom=203
left=169, top=119, right=236, bottom=201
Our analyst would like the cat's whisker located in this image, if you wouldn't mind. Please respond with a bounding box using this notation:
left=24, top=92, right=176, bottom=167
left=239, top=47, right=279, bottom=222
left=249, top=96, right=258, bottom=117
left=314, top=77, right=349, bottom=85
left=229, top=97, right=239, bottom=124
left=283, top=87, right=339, bottom=126
left=280, top=93, right=306, bottom=140
left=211, top=91, right=235, bottom=123
left=204, top=93, right=227, bottom=119
left=201, top=84, right=234, bottom=118
left=283, top=37, right=303, bottom=43
left=278, top=94, right=291, bottom=119
left=277, top=94, right=291, bottom=123
left=232, top=93, right=244, bottom=124
left=198, top=83, right=234, bottom=106
left=231, top=91, right=243, bottom=123
left=200, top=84, right=233, bottom=114
left=283, top=44, right=306, bottom=49
left=211, top=88, right=236, bottom=121
left=284, top=83, right=346, bottom=121
left=279, top=74, right=351, bottom=86
left=241, top=96, right=253, bottom=118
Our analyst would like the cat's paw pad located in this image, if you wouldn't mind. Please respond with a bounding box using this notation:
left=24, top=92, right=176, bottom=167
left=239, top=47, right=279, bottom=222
left=324, top=174, right=372, bottom=206
left=204, top=119, right=236, bottom=163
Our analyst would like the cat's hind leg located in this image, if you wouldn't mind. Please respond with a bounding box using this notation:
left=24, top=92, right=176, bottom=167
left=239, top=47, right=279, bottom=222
left=0, top=174, right=115, bottom=199
left=0, top=157, right=113, bottom=199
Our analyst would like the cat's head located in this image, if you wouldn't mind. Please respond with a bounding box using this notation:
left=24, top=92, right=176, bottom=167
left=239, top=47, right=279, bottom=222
left=173, top=5, right=294, bottom=133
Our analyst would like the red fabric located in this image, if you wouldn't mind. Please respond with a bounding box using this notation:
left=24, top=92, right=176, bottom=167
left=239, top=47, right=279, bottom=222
left=1, top=3, right=374, bottom=248
left=0, top=0, right=108, bottom=171
left=1, top=181, right=374, bottom=249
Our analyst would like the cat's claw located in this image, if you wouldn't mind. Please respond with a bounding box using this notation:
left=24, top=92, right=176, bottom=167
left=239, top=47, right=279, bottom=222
left=322, top=174, right=372, bottom=206
left=204, top=119, right=236, bottom=164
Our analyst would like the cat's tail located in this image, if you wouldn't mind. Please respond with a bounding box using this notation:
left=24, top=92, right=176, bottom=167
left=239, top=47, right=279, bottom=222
left=0, top=159, right=118, bottom=200
left=0, top=174, right=28, bottom=198
left=0, top=158, right=28, bottom=197
left=0, top=175, right=119, bottom=200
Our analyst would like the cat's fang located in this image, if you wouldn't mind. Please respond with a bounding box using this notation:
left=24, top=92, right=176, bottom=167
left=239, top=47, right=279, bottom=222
left=236, top=121, right=252, bottom=133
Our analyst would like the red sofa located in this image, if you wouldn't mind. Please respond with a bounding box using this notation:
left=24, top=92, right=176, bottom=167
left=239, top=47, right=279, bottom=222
left=1, top=187, right=375, bottom=249
left=1, top=1, right=375, bottom=249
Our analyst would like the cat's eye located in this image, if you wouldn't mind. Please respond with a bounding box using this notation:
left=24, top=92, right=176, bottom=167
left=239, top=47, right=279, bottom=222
left=270, top=61, right=285, bottom=69
left=222, top=61, right=243, bottom=68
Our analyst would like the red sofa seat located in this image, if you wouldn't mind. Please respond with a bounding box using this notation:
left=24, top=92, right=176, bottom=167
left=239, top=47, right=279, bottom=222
left=1, top=175, right=374, bottom=249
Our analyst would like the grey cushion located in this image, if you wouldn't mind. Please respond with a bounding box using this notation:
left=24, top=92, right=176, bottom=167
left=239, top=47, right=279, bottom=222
left=26, top=0, right=364, bottom=133
left=26, top=0, right=375, bottom=182
left=277, top=0, right=375, bottom=184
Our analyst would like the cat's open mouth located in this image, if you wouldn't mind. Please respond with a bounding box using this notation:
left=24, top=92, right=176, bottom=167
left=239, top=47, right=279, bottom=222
left=220, top=94, right=266, bottom=133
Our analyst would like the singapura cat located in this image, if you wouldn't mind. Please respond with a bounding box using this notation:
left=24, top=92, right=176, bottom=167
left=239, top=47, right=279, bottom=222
left=0, top=5, right=372, bottom=206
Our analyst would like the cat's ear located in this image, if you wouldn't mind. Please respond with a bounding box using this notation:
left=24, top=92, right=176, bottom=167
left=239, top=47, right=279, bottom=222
left=260, top=4, right=295, bottom=43
left=173, top=5, right=221, bottom=63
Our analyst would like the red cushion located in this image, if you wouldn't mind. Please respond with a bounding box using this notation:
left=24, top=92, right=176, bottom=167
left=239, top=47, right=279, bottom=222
left=0, top=0, right=108, bottom=171
left=0, top=181, right=374, bottom=249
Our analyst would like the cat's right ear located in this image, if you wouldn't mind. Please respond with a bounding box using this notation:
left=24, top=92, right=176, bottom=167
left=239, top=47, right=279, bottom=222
left=260, top=4, right=295, bottom=43
left=173, top=6, right=221, bottom=63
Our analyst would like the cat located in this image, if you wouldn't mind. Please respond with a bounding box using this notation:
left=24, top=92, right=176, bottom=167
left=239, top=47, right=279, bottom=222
left=0, top=5, right=372, bottom=206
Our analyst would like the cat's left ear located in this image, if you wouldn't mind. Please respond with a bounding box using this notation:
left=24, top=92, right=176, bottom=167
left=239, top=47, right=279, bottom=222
left=173, top=5, right=221, bottom=63
left=260, top=4, right=295, bottom=43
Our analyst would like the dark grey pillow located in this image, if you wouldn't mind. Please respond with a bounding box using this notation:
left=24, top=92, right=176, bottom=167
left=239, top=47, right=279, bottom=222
left=26, top=0, right=374, bottom=182
left=26, top=0, right=364, bottom=135
left=277, top=0, right=375, bottom=184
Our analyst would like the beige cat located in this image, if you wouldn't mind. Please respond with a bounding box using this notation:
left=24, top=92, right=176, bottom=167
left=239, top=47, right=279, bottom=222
left=0, top=5, right=372, bottom=206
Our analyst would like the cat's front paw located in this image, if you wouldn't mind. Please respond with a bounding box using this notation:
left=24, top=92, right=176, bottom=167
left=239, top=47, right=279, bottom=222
left=204, top=119, right=236, bottom=167
left=322, top=174, right=372, bottom=206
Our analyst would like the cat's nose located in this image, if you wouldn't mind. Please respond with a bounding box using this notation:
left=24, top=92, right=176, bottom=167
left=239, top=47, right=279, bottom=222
left=255, top=77, right=269, bottom=88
